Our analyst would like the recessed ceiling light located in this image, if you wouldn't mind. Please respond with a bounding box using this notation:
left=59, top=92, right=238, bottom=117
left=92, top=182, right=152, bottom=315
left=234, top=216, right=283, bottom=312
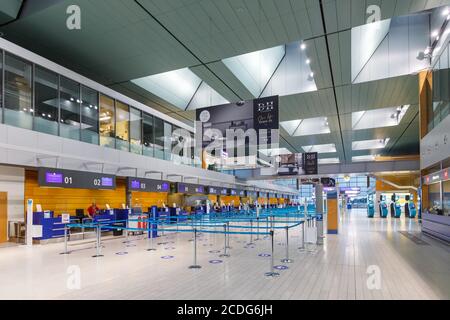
left=352, top=155, right=378, bottom=162
left=302, top=144, right=336, bottom=153
left=318, top=158, right=340, bottom=164
left=300, top=43, right=306, bottom=50
left=280, top=117, right=331, bottom=136
left=306, top=59, right=311, bottom=64
left=352, top=138, right=390, bottom=151
left=431, top=30, right=439, bottom=38
left=443, top=8, right=449, bottom=16
left=352, top=105, right=410, bottom=130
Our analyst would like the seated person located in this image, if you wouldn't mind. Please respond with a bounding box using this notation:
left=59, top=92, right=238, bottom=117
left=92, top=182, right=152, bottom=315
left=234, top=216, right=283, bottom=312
left=87, top=201, right=100, bottom=218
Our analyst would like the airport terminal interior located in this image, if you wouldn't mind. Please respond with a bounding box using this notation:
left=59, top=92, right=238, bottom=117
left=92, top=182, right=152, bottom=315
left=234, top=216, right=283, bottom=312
left=0, top=0, right=449, bottom=301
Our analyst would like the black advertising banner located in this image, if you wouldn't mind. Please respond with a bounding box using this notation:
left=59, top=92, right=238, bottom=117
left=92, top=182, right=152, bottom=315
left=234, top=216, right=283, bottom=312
left=127, top=177, right=170, bottom=192
left=176, top=183, right=206, bottom=194
left=237, top=189, right=246, bottom=197
left=303, top=152, right=318, bottom=175
left=228, top=188, right=237, bottom=196
left=277, top=152, right=318, bottom=176
left=320, top=177, right=336, bottom=187
left=38, top=167, right=116, bottom=190
left=196, top=95, right=279, bottom=147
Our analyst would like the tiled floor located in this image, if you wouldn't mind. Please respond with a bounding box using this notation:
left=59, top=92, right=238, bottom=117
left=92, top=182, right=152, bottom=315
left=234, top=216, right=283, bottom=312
left=0, top=209, right=448, bottom=300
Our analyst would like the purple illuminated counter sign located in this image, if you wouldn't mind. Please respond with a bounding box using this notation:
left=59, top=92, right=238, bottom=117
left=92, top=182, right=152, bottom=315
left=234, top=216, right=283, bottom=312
left=196, top=186, right=204, bottom=193
left=131, top=180, right=140, bottom=189
left=101, top=177, right=113, bottom=187
left=46, top=172, right=63, bottom=184
left=161, top=182, right=169, bottom=192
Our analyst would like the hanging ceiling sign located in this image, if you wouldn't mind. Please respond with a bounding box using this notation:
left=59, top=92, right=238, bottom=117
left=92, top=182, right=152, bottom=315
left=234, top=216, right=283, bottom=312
left=127, top=177, right=170, bottom=192
left=176, top=182, right=206, bottom=194
left=38, top=167, right=116, bottom=190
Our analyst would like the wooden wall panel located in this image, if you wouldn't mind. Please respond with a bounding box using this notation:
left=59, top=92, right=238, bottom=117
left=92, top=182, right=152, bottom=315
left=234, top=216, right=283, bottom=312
left=0, top=192, right=7, bottom=243
left=24, top=170, right=126, bottom=216
left=131, top=191, right=168, bottom=210
left=220, top=196, right=239, bottom=205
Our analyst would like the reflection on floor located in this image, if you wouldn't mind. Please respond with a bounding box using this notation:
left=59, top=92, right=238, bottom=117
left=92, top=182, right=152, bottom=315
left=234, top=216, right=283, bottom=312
left=0, top=209, right=448, bottom=300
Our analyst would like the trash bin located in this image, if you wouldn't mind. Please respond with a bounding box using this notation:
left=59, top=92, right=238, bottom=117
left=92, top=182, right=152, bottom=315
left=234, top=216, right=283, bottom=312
left=112, top=223, right=124, bottom=236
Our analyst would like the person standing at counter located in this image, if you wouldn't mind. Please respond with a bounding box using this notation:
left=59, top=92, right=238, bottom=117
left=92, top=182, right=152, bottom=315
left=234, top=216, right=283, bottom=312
left=87, top=201, right=99, bottom=218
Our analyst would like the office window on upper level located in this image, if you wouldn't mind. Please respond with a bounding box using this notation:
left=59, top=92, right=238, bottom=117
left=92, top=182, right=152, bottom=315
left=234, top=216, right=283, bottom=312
left=164, top=121, right=172, bottom=161
left=34, top=66, right=58, bottom=136
left=59, top=76, right=81, bottom=141
left=115, top=101, right=130, bottom=151
left=4, top=53, right=33, bottom=130
left=142, top=112, right=154, bottom=157
left=154, top=117, right=164, bottom=159
left=99, top=94, right=115, bottom=148
left=130, top=107, right=142, bottom=155
left=81, top=86, right=99, bottom=144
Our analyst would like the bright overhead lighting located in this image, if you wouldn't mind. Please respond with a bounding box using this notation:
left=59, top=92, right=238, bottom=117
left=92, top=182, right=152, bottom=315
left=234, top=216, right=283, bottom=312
left=259, top=148, right=292, bottom=157
left=281, top=117, right=331, bottom=137
left=443, top=8, right=449, bottom=16
left=431, top=30, right=439, bottom=38
left=222, top=45, right=285, bottom=97
left=302, top=144, right=336, bottom=153
left=352, top=155, right=378, bottom=162
left=131, top=68, right=227, bottom=110
left=300, top=43, right=306, bottom=50
left=352, top=138, right=390, bottom=151
left=318, top=158, right=340, bottom=164
left=306, top=59, right=311, bottom=64
left=352, top=105, right=410, bottom=130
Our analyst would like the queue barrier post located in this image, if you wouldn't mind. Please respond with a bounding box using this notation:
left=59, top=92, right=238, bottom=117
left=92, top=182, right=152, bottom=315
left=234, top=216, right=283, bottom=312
left=248, top=219, right=255, bottom=245
left=255, top=217, right=260, bottom=241
left=219, top=224, right=230, bottom=258
left=188, top=228, right=201, bottom=269
left=92, top=224, right=104, bottom=258
left=281, top=226, right=293, bottom=263
left=298, top=218, right=306, bottom=251
left=226, top=221, right=231, bottom=249
left=60, top=224, right=70, bottom=255
left=146, top=220, right=156, bottom=251
left=264, top=230, right=279, bottom=277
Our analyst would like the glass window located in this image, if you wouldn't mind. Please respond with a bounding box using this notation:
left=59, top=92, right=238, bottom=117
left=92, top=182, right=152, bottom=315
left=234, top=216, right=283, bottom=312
left=115, top=101, right=129, bottom=151
left=154, top=117, right=164, bottom=159
left=164, top=121, right=172, bottom=160
left=142, top=112, right=154, bottom=157
left=34, top=66, right=58, bottom=135
left=59, top=77, right=80, bottom=140
left=443, top=180, right=450, bottom=216
left=130, top=107, right=142, bottom=155
left=99, top=94, right=115, bottom=148
left=4, top=53, right=33, bottom=129
left=428, top=182, right=441, bottom=212
left=81, top=86, right=99, bottom=144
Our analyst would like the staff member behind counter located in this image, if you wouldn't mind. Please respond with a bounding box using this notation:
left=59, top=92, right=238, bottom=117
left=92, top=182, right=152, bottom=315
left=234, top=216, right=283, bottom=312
left=87, top=201, right=100, bottom=218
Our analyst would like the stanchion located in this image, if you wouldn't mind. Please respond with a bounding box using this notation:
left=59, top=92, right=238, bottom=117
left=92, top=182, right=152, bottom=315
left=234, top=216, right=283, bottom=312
left=225, top=221, right=232, bottom=249
left=92, top=224, right=104, bottom=258
left=60, top=224, right=70, bottom=255
left=255, top=217, right=260, bottom=241
left=189, top=228, right=201, bottom=269
left=298, top=219, right=306, bottom=251
left=219, top=224, right=230, bottom=258
left=264, top=230, right=279, bottom=277
left=281, top=226, right=293, bottom=263
left=146, top=220, right=156, bottom=251
left=247, top=219, right=255, bottom=245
